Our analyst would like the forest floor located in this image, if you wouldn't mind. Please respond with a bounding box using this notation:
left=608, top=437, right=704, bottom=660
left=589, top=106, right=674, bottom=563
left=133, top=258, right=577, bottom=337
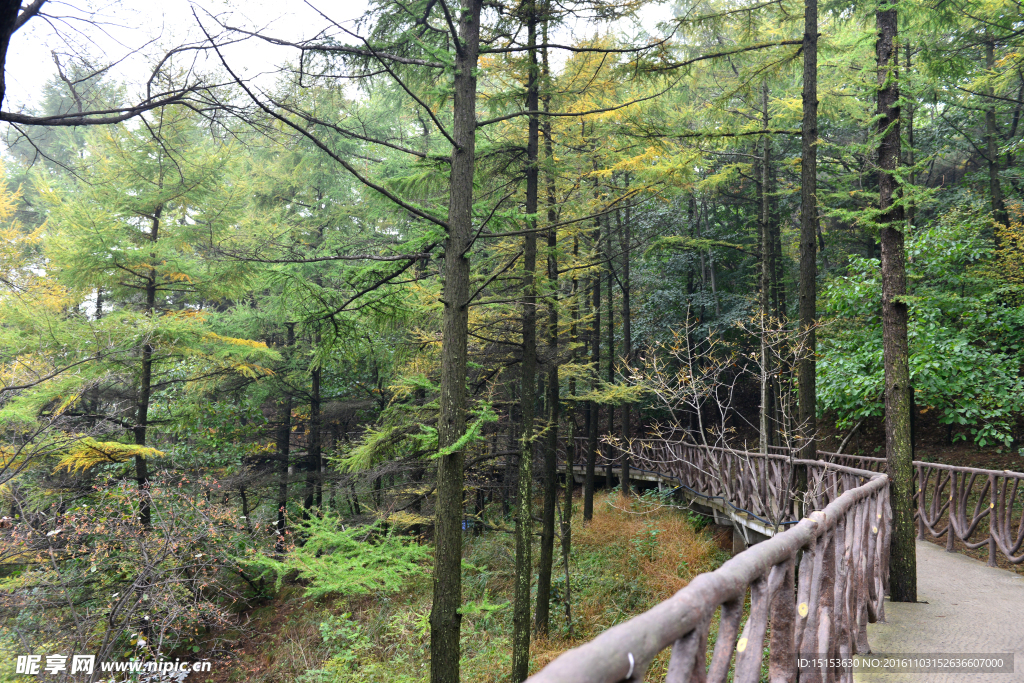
left=197, top=490, right=729, bottom=683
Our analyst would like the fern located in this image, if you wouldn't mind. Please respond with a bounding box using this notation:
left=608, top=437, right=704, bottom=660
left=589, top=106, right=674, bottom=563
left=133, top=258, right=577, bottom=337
left=244, top=515, right=428, bottom=600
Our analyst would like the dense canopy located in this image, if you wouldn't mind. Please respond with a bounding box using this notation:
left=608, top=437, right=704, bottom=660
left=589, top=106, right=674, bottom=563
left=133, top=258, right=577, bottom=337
left=1, top=0, right=1023, bottom=679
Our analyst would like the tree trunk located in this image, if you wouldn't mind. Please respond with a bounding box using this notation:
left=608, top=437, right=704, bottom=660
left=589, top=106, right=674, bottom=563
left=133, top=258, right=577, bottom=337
left=134, top=299, right=154, bottom=529
left=798, top=0, right=818, bottom=462
left=585, top=218, right=601, bottom=519
left=275, top=323, right=295, bottom=552
left=305, top=337, right=322, bottom=512
left=349, top=480, right=360, bottom=516
left=771, top=182, right=785, bottom=322
left=759, top=84, right=778, bottom=454
left=606, top=256, right=615, bottom=487
left=239, top=486, right=252, bottom=534
left=536, top=69, right=560, bottom=634
left=617, top=206, right=632, bottom=497
left=511, top=3, right=538, bottom=675
left=986, top=38, right=1009, bottom=230
left=905, top=45, right=916, bottom=234
left=430, top=2, right=481, bottom=680
left=877, top=0, right=917, bottom=603
left=134, top=206, right=165, bottom=529
left=562, top=233, right=578, bottom=636
left=134, top=335, right=153, bottom=529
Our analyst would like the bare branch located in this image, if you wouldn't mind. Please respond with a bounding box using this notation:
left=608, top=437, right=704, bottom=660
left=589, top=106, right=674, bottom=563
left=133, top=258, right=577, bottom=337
left=194, top=11, right=450, bottom=231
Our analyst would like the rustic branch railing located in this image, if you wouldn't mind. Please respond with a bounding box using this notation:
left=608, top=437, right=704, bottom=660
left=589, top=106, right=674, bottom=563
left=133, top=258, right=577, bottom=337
left=574, top=438, right=1024, bottom=567
left=788, top=449, right=1024, bottom=566
left=537, top=442, right=890, bottom=682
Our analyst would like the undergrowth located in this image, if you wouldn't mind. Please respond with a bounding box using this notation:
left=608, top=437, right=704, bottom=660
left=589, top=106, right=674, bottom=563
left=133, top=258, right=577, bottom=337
left=220, top=489, right=729, bottom=683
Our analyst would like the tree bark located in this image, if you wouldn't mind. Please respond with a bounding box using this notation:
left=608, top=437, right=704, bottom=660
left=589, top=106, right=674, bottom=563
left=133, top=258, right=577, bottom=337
left=798, top=0, right=818, bottom=462
left=905, top=45, right=916, bottom=233
left=511, top=2, right=538, bottom=675
left=308, top=349, right=322, bottom=511
left=617, top=205, right=632, bottom=497
left=134, top=314, right=153, bottom=529
left=0, top=0, right=23, bottom=111
left=585, top=217, right=601, bottom=520
left=877, top=0, right=917, bottom=603
left=606, top=256, right=615, bottom=487
left=759, top=84, right=778, bottom=454
left=275, top=323, right=295, bottom=552
left=562, top=233, right=578, bottom=636
left=134, top=206, right=165, bottom=529
left=771, top=185, right=785, bottom=321
left=536, top=79, right=559, bottom=635
left=986, top=38, right=1009, bottom=230
left=430, top=2, right=482, bottom=680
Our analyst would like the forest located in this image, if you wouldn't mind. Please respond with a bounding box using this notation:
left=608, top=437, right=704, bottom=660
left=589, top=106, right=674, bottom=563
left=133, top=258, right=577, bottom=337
left=1, top=0, right=1023, bottom=680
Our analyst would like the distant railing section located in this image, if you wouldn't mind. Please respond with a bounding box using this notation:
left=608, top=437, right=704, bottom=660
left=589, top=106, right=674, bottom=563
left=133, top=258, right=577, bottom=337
left=573, top=438, right=1024, bottom=567
left=822, top=454, right=1024, bottom=566
left=537, top=442, right=890, bottom=682
left=572, top=439, right=802, bottom=528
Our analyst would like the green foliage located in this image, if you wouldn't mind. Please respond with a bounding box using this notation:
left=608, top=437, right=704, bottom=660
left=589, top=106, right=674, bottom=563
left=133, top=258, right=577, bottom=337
left=422, top=402, right=499, bottom=460
left=343, top=401, right=497, bottom=471
left=630, top=523, right=662, bottom=564
left=243, top=515, right=429, bottom=600
left=8, top=0, right=1024, bottom=675
left=819, top=206, right=1024, bottom=447
left=647, top=236, right=749, bottom=256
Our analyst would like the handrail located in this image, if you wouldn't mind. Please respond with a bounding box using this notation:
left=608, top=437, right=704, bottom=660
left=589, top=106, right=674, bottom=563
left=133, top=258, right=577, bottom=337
left=573, top=437, right=1024, bottom=567
left=532, top=447, right=889, bottom=682
left=764, top=447, right=1024, bottom=565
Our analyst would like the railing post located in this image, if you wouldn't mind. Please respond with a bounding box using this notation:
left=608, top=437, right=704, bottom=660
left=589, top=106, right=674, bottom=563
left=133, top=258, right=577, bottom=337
left=832, top=511, right=854, bottom=680
left=734, top=576, right=771, bottom=681
left=946, top=472, right=957, bottom=553
left=665, top=614, right=711, bottom=683
left=916, top=464, right=925, bottom=540
left=706, top=598, right=743, bottom=682
left=988, top=474, right=997, bottom=567
left=768, top=557, right=797, bottom=683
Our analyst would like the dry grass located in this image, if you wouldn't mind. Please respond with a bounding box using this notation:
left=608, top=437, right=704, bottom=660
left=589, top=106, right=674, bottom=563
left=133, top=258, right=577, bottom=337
left=577, top=491, right=723, bottom=596
left=530, top=490, right=727, bottom=676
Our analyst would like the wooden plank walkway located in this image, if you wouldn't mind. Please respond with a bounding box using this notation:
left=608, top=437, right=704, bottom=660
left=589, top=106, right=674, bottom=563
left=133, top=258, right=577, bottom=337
left=855, top=539, right=1024, bottom=683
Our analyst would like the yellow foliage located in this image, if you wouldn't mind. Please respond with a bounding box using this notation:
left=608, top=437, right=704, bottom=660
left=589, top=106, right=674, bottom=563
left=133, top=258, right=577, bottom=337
left=993, top=203, right=1024, bottom=286
left=203, top=332, right=270, bottom=350
left=0, top=169, right=45, bottom=293
left=385, top=511, right=433, bottom=528
left=54, top=438, right=165, bottom=473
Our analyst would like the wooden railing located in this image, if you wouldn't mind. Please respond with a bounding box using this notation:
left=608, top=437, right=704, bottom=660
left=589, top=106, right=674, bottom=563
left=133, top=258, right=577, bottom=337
left=573, top=438, right=1024, bottom=566
left=533, top=442, right=890, bottom=682
left=807, top=450, right=1024, bottom=566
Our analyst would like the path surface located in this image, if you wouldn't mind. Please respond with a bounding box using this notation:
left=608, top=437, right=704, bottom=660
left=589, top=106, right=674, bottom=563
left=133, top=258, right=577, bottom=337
left=855, top=540, right=1024, bottom=683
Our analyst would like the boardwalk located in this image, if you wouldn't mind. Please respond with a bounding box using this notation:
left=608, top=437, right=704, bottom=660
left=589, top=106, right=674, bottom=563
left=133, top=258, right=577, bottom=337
left=533, top=440, right=1024, bottom=682
left=856, top=540, right=1024, bottom=683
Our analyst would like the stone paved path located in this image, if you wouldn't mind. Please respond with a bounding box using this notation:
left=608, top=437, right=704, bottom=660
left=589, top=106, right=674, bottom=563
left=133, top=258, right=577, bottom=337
left=854, top=540, right=1024, bottom=683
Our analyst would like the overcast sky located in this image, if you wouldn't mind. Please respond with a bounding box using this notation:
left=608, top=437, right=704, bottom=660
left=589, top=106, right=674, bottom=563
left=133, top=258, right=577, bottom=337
left=6, top=0, right=672, bottom=113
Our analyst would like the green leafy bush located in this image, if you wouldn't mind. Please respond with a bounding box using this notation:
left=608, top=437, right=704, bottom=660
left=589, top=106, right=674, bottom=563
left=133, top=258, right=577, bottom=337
left=819, top=208, right=1024, bottom=447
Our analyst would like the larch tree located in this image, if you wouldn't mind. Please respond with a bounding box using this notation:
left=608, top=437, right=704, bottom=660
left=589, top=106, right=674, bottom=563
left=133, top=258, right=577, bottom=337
left=41, top=109, right=265, bottom=527
left=876, top=0, right=917, bottom=602
left=798, top=0, right=819, bottom=460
